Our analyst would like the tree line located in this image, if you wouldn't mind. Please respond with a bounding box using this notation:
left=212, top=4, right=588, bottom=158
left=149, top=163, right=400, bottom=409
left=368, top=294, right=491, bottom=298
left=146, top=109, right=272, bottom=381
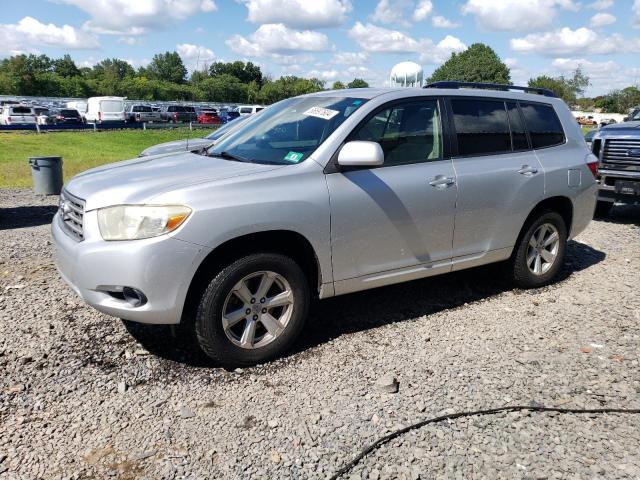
left=0, top=52, right=369, bottom=104
left=1, top=45, right=637, bottom=113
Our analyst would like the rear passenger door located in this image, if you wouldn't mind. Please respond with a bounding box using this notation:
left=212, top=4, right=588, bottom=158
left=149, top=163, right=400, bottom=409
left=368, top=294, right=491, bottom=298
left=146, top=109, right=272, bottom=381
left=448, top=98, right=545, bottom=261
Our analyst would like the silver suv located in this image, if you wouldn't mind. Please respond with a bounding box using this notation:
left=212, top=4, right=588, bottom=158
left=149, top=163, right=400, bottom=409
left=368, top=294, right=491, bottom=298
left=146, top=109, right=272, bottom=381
left=53, top=83, right=598, bottom=367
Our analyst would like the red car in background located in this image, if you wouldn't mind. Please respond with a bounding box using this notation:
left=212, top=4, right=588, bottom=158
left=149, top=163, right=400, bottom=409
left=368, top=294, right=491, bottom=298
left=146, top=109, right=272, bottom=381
left=197, top=109, right=221, bottom=124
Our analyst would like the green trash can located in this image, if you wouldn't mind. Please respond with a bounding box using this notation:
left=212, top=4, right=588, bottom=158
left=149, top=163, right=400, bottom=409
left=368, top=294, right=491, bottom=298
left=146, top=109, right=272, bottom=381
left=29, top=156, right=63, bottom=195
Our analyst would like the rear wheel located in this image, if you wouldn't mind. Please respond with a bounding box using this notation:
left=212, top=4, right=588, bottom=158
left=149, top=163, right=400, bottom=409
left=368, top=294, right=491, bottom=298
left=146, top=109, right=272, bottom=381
left=510, top=211, right=567, bottom=288
left=594, top=201, right=613, bottom=218
left=195, top=253, right=309, bottom=368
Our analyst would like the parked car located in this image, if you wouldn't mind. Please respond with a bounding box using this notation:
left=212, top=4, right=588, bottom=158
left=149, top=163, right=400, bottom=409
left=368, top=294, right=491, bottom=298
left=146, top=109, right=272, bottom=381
left=66, top=101, right=88, bottom=119
left=197, top=109, right=221, bottom=124
left=160, top=105, right=198, bottom=123
left=85, top=96, right=126, bottom=123
left=50, top=108, right=84, bottom=125
left=237, top=105, right=265, bottom=116
left=599, top=118, right=617, bottom=127
left=53, top=83, right=597, bottom=367
left=219, top=107, right=241, bottom=123
left=138, top=114, right=254, bottom=157
left=126, top=104, right=162, bottom=123
left=623, top=108, right=640, bottom=123
left=0, top=105, right=36, bottom=125
left=576, top=115, right=597, bottom=126
left=591, top=120, right=640, bottom=216
left=33, top=106, right=50, bottom=125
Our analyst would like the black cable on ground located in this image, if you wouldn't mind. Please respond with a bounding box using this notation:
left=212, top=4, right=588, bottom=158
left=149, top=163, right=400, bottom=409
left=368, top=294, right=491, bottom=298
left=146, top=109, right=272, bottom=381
left=328, top=405, right=640, bottom=480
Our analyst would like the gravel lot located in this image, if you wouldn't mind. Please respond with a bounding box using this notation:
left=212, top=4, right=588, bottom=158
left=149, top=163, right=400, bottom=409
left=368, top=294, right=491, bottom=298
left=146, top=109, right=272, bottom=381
left=1, top=189, right=639, bottom=480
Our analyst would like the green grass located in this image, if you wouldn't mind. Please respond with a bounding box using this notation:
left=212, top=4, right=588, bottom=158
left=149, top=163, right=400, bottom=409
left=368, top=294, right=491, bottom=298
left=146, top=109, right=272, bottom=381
left=0, top=127, right=210, bottom=188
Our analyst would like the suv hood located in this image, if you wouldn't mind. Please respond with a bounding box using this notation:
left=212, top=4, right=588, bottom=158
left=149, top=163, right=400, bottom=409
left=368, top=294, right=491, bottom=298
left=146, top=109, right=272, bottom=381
left=600, top=121, right=640, bottom=132
left=139, top=137, right=213, bottom=156
left=65, top=152, right=284, bottom=211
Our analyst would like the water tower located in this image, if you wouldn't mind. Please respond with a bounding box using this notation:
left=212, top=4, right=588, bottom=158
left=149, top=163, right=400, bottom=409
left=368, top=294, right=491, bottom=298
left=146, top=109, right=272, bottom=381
left=390, top=61, right=424, bottom=87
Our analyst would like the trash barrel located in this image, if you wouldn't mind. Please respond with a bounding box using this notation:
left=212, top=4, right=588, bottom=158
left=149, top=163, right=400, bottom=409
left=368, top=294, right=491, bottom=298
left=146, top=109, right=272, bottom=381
left=29, top=156, right=63, bottom=195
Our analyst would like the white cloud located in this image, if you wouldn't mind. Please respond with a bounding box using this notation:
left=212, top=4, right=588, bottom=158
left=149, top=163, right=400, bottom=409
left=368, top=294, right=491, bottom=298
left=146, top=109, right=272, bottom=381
left=431, top=15, right=460, bottom=28
left=332, top=51, right=369, bottom=65
left=177, top=43, right=215, bottom=68
left=0, top=16, right=99, bottom=55
left=57, top=0, right=217, bottom=35
left=347, top=22, right=465, bottom=63
left=634, top=0, right=640, bottom=28
left=371, top=0, right=413, bottom=27
left=462, top=0, right=578, bottom=31
left=590, top=12, right=616, bottom=27
left=241, top=0, right=351, bottom=28
left=589, top=0, right=613, bottom=9
left=117, top=36, right=139, bottom=45
left=412, top=0, right=433, bottom=21
left=348, top=22, right=421, bottom=53
left=226, top=23, right=331, bottom=61
left=511, top=27, right=640, bottom=55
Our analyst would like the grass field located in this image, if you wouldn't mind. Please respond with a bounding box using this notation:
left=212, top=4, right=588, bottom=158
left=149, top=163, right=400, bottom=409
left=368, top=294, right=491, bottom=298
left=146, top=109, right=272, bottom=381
left=0, top=128, right=210, bottom=188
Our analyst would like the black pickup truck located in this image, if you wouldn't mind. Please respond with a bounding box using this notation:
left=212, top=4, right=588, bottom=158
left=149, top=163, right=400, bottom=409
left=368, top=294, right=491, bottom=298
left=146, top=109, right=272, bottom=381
left=592, top=110, right=640, bottom=216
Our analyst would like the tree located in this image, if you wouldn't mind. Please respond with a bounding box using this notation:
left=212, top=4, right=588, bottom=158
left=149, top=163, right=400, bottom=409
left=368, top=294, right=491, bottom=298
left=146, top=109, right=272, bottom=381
left=53, top=54, right=80, bottom=78
left=147, top=51, right=187, bottom=84
left=209, top=61, right=263, bottom=86
left=332, top=81, right=346, bottom=89
left=528, top=67, right=590, bottom=105
left=428, top=43, right=510, bottom=84
left=347, top=78, right=369, bottom=88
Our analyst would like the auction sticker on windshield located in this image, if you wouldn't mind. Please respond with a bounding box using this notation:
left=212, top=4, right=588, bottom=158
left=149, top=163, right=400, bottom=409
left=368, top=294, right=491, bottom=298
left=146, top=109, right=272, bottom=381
left=284, top=151, right=304, bottom=163
left=303, top=106, right=339, bottom=120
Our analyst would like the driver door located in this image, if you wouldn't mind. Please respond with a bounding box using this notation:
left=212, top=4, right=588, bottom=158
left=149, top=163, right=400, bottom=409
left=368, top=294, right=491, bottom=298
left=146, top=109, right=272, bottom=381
left=326, top=98, right=458, bottom=295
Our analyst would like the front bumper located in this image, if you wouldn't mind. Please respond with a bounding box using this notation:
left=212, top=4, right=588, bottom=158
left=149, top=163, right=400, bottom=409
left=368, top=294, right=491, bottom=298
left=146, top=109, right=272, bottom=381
left=52, top=212, right=210, bottom=324
left=597, top=169, right=640, bottom=204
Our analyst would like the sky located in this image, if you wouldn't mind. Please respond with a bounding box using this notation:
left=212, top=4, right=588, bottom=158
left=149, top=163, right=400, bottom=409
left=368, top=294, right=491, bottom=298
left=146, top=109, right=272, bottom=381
left=1, top=0, right=640, bottom=96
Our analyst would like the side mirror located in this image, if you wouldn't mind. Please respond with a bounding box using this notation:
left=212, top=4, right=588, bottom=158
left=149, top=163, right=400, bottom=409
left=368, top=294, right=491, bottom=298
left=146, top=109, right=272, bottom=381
left=337, top=141, right=384, bottom=167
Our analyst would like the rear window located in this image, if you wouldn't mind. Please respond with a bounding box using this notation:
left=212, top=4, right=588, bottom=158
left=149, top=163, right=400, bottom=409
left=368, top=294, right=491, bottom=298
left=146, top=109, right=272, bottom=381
left=239, top=107, right=252, bottom=114
left=100, top=100, right=123, bottom=113
left=60, top=109, right=79, bottom=116
left=169, top=106, right=186, bottom=112
left=451, top=99, right=511, bottom=156
left=132, top=106, right=152, bottom=112
left=520, top=102, right=565, bottom=149
left=185, top=106, right=195, bottom=112
left=11, top=107, right=33, bottom=115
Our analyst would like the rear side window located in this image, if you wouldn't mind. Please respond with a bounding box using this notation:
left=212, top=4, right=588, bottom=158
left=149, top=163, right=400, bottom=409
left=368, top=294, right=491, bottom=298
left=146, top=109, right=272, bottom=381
left=11, top=107, right=32, bottom=114
left=240, top=107, right=252, bottom=114
left=506, top=102, right=529, bottom=151
left=353, top=99, right=442, bottom=166
left=451, top=99, right=511, bottom=156
left=520, top=102, right=565, bottom=149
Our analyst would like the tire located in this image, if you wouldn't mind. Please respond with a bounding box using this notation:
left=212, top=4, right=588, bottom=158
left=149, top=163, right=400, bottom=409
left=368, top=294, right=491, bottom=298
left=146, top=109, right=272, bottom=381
left=510, top=211, right=567, bottom=289
left=195, top=253, right=310, bottom=368
left=594, top=201, right=613, bottom=218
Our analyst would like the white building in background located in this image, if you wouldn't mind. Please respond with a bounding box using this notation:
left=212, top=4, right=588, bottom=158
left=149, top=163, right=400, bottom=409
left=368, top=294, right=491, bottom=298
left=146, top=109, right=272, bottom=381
left=390, top=61, right=424, bottom=88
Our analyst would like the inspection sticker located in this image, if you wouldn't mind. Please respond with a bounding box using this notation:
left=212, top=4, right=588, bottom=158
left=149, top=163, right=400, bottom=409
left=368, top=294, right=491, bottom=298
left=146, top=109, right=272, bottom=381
left=303, top=106, right=339, bottom=120
left=284, top=151, right=304, bottom=163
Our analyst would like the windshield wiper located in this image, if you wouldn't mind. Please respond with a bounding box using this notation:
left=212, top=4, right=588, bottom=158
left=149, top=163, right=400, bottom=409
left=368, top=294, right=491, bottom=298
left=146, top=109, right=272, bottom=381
left=210, top=151, right=253, bottom=163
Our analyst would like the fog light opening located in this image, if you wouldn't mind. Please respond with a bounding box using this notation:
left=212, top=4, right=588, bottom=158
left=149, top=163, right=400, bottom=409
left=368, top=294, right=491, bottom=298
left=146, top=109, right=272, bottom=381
left=122, top=287, right=147, bottom=307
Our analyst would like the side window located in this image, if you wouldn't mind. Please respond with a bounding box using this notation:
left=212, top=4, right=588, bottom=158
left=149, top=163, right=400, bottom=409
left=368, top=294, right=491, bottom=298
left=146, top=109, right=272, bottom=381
left=506, top=101, right=529, bottom=151
left=352, top=100, right=442, bottom=166
left=451, top=99, right=511, bottom=156
left=520, top=102, right=565, bottom=149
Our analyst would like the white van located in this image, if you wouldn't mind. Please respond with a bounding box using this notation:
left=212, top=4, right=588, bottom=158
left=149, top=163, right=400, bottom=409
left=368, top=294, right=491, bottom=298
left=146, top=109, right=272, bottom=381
left=85, top=96, right=125, bottom=123
left=237, top=105, right=265, bottom=116
left=66, top=101, right=88, bottom=119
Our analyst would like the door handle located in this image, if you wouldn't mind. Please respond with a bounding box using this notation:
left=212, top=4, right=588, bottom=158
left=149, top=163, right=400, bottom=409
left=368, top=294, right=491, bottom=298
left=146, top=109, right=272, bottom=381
left=429, top=175, right=455, bottom=188
left=518, top=165, right=538, bottom=176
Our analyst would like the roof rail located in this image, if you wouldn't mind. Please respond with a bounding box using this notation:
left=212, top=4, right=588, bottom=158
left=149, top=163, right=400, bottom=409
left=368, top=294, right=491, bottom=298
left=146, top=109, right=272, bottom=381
left=424, top=81, right=557, bottom=98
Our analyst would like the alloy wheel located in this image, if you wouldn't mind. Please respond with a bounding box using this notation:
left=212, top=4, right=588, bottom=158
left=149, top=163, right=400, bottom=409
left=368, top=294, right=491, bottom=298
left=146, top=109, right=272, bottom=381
left=526, top=223, right=560, bottom=276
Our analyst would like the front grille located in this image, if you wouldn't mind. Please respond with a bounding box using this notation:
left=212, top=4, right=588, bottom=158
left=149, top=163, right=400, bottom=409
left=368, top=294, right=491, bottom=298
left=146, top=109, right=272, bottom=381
left=601, top=138, right=640, bottom=170
left=59, top=190, right=85, bottom=241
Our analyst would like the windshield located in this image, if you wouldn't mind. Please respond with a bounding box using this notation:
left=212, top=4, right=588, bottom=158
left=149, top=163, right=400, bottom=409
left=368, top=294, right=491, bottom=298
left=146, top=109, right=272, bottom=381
left=209, top=96, right=368, bottom=165
left=631, top=110, right=640, bottom=121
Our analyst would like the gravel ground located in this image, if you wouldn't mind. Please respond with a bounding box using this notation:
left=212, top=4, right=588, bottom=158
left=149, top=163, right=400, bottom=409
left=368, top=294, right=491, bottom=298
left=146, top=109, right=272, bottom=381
left=1, top=188, right=639, bottom=480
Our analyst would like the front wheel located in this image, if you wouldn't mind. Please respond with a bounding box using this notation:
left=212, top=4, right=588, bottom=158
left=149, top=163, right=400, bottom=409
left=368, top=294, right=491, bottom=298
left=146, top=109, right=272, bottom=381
left=195, top=253, right=310, bottom=368
left=510, top=211, right=567, bottom=288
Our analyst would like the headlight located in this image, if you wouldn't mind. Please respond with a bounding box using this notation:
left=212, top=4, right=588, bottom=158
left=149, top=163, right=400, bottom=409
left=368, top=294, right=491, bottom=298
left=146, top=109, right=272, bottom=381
left=97, top=205, right=192, bottom=240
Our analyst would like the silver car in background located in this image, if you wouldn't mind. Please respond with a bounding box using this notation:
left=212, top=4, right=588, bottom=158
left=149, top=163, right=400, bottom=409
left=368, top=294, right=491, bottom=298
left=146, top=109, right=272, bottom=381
left=52, top=83, right=597, bottom=367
